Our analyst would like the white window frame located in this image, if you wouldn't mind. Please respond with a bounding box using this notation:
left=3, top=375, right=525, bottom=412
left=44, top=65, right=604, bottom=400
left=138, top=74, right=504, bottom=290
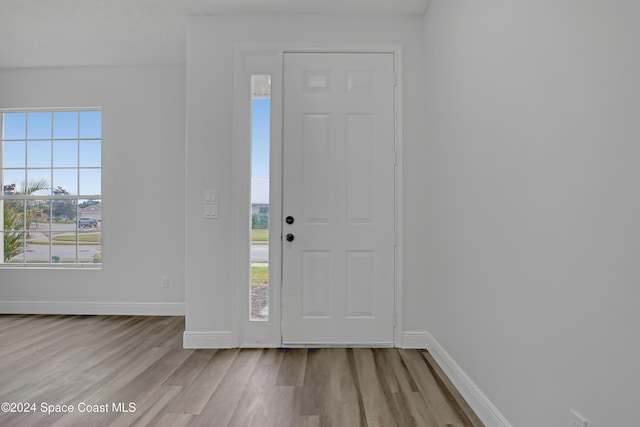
left=0, top=107, right=102, bottom=268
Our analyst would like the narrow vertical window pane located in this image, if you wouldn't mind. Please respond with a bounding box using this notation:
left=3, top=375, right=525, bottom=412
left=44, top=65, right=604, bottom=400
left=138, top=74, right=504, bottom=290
left=25, top=200, right=50, bottom=264
left=80, top=111, right=102, bottom=138
left=27, top=141, right=52, bottom=168
left=250, top=75, right=271, bottom=321
left=5, top=234, right=26, bottom=263
left=4, top=169, right=26, bottom=193
left=78, top=229, right=101, bottom=263
left=51, top=199, right=77, bottom=264
left=80, top=140, right=101, bottom=167
left=52, top=169, right=77, bottom=195
left=27, top=112, right=52, bottom=139
left=3, top=113, right=26, bottom=139
left=3, top=199, right=25, bottom=263
left=53, top=140, right=78, bottom=167
left=3, top=141, right=26, bottom=168
left=26, top=169, right=51, bottom=196
left=27, top=199, right=50, bottom=232
left=79, top=169, right=101, bottom=195
left=3, top=199, right=24, bottom=230
left=26, top=232, right=50, bottom=263
left=78, top=199, right=101, bottom=264
left=53, top=112, right=79, bottom=139
left=52, top=198, right=75, bottom=222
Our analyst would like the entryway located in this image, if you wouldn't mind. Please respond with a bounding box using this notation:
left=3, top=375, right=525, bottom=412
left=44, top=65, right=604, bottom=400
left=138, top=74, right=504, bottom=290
left=236, top=47, right=400, bottom=347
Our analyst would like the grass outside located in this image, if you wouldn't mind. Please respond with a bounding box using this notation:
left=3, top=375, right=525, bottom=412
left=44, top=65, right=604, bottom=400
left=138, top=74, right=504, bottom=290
left=251, top=229, right=269, bottom=244
left=28, top=234, right=101, bottom=245
left=251, top=266, right=269, bottom=285
left=251, top=229, right=269, bottom=287
left=53, top=234, right=101, bottom=243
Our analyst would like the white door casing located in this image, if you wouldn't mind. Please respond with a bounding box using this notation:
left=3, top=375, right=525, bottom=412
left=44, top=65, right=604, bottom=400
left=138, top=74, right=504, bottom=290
left=281, top=53, right=396, bottom=345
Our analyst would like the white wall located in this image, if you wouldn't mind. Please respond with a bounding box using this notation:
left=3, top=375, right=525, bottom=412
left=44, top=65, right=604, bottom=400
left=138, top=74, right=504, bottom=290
left=423, top=2, right=640, bottom=426
left=0, top=65, right=186, bottom=314
left=184, top=15, right=427, bottom=342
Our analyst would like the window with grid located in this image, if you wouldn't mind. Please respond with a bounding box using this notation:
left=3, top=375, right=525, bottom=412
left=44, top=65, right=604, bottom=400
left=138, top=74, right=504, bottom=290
left=1, top=110, right=102, bottom=267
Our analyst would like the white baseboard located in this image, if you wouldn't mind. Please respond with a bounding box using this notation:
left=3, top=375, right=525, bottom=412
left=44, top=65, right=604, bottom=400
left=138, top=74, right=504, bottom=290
left=400, top=331, right=429, bottom=348
left=183, top=330, right=234, bottom=349
left=0, top=301, right=185, bottom=316
left=425, top=332, right=512, bottom=427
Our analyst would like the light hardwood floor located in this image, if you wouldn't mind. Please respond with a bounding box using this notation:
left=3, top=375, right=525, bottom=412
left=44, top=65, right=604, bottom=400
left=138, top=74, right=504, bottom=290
left=0, top=315, right=483, bottom=427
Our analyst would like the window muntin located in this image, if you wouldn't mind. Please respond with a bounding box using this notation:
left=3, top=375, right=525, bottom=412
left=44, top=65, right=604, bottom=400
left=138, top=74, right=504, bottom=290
left=1, top=110, right=102, bottom=267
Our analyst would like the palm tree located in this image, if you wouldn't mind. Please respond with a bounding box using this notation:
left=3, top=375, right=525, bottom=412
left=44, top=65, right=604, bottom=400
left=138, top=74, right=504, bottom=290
left=3, top=178, right=49, bottom=262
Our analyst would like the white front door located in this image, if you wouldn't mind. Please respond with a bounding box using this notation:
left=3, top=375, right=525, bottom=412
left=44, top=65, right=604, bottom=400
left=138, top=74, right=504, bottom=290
left=281, top=53, right=396, bottom=345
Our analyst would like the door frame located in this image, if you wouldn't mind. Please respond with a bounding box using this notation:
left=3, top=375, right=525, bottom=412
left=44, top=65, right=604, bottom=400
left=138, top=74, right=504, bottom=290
left=232, top=44, right=404, bottom=347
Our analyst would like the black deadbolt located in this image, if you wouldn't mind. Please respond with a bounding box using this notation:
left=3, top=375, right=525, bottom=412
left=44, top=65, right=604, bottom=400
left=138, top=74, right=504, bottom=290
left=285, top=216, right=294, bottom=225
left=285, top=233, right=295, bottom=242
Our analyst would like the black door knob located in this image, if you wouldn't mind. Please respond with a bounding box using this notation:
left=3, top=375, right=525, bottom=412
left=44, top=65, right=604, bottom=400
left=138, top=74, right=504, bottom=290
left=285, top=216, right=294, bottom=224
left=285, top=233, right=295, bottom=242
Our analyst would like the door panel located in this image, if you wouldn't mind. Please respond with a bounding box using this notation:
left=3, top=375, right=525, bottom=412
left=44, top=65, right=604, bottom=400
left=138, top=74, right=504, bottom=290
left=302, top=114, right=331, bottom=223
left=346, top=113, right=376, bottom=223
left=282, top=53, right=395, bottom=345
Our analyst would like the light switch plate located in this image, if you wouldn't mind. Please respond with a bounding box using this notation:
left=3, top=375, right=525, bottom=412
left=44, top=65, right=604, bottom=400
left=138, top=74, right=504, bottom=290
left=203, top=189, right=218, bottom=204
left=203, top=204, right=218, bottom=219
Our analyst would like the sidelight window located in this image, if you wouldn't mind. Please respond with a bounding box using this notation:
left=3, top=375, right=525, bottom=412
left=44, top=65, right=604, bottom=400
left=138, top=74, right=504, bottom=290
left=250, top=75, right=271, bottom=320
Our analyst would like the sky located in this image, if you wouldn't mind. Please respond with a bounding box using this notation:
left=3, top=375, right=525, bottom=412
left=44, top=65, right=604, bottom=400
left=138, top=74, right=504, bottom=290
left=1, top=111, right=102, bottom=197
left=251, top=98, right=270, bottom=178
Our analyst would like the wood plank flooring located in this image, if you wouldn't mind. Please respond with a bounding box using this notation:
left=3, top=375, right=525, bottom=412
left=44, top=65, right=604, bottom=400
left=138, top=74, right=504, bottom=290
left=0, top=315, right=483, bottom=427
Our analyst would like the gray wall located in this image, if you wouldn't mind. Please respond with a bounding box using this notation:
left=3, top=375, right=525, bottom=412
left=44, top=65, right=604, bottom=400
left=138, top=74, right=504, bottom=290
left=0, top=65, right=186, bottom=313
left=423, top=2, right=640, bottom=425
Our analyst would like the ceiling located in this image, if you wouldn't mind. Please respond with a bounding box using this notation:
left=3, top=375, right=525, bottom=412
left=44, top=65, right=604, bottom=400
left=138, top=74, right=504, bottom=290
left=0, top=0, right=430, bottom=69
